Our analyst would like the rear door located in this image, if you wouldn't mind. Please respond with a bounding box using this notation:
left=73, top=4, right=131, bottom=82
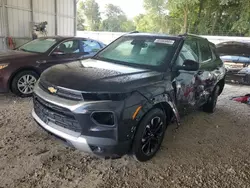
left=195, top=39, right=218, bottom=106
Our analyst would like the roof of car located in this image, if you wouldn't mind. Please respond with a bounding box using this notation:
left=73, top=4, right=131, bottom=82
left=125, top=32, right=182, bottom=39
left=125, top=32, right=209, bottom=42
left=39, top=36, right=102, bottom=41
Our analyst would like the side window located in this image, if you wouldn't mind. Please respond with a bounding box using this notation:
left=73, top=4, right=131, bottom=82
left=82, top=40, right=101, bottom=53
left=176, top=40, right=199, bottom=66
left=200, top=41, right=212, bottom=63
left=209, top=43, right=217, bottom=60
left=54, top=40, right=80, bottom=54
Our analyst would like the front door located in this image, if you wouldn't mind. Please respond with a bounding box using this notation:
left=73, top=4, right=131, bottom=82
left=38, top=39, right=82, bottom=71
left=172, top=38, right=201, bottom=112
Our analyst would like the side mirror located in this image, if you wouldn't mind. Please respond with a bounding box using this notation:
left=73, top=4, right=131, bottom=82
left=177, top=59, right=199, bottom=71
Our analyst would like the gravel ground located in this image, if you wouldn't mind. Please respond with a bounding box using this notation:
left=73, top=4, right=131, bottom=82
left=0, top=84, right=250, bottom=188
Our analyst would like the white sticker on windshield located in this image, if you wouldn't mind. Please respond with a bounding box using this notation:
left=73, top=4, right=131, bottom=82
left=154, top=39, right=175, bottom=45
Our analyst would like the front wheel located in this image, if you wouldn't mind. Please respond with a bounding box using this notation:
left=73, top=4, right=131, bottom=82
left=11, top=70, right=39, bottom=97
left=132, top=108, right=167, bottom=162
left=203, top=85, right=220, bottom=113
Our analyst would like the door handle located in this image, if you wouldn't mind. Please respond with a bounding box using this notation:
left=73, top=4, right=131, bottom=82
left=36, top=60, right=47, bottom=64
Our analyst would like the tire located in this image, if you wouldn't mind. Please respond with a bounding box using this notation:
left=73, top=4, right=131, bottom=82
left=132, top=108, right=167, bottom=162
left=11, top=70, right=39, bottom=97
left=203, top=85, right=220, bottom=113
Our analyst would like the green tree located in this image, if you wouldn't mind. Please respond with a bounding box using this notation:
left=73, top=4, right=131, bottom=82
left=100, top=4, right=135, bottom=32
left=231, top=0, right=250, bottom=36
left=191, top=0, right=250, bottom=36
left=163, top=0, right=250, bottom=36
left=167, top=0, right=199, bottom=33
left=143, top=0, right=168, bottom=32
left=77, top=1, right=85, bottom=31
left=82, top=0, right=101, bottom=31
left=134, top=14, right=156, bottom=32
left=122, top=20, right=136, bottom=32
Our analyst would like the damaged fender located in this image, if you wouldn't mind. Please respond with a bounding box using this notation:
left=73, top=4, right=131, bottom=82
left=131, top=92, right=181, bottom=126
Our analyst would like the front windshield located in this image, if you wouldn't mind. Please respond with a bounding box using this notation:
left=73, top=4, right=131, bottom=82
left=19, top=38, right=58, bottom=53
left=95, top=36, right=178, bottom=70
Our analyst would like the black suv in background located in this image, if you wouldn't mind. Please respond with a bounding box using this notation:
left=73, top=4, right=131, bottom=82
left=32, top=33, right=226, bottom=161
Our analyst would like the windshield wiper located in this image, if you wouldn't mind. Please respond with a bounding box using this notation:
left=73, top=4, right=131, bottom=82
left=93, top=56, right=152, bottom=70
left=19, top=49, right=35, bottom=53
left=20, top=49, right=29, bottom=52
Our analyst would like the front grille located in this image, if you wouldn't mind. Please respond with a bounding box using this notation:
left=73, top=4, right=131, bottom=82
left=56, top=89, right=83, bottom=101
left=38, top=80, right=50, bottom=93
left=39, top=80, right=83, bottom=101
left=33, top=95, right=82, bottom=133
left=82, top=93, right=128, bottom=101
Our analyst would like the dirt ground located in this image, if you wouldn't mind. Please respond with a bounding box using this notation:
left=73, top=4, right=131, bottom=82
left=0, top=84, right=250, bottom=188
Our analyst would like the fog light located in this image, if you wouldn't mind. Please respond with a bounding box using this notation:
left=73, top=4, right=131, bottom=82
left=90, top=145, right=104, bottom=153
left=91, top=112, right=115, bottom=126
left=96, top=147, right=103, bottom=152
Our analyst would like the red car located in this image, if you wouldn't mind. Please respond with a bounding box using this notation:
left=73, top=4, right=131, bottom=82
left=0, top=36, right=106, bottom=97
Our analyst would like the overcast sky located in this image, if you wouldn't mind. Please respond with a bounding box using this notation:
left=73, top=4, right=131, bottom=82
left=95, top=0, right=145, bottom=19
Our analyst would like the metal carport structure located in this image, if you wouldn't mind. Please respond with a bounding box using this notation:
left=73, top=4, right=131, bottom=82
left=0, top=0, right=76, bottom=50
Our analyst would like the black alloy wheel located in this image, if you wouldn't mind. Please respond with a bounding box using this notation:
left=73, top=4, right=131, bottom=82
left=132, top=108, right=167, bottom=162
left=141, top=116, right=164, bottom=156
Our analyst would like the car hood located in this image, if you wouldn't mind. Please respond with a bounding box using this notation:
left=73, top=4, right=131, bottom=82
left=216, top=41, right=250, bottom=57
left=0, top=49, right=38, bottom=62
left=40, top=59, right=164, bottom=93
left=220, top=55, right=250, bottom=63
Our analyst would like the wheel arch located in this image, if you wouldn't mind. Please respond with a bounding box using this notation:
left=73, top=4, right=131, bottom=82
left=153, top=102, right=175, bottom=124
left=129, top=97, right=180, bottom=154
left=217, top=77, right=225, bottom=95
left=8, top=67, right=41, bottom=91
left=134, top=94, right=180, bottom=128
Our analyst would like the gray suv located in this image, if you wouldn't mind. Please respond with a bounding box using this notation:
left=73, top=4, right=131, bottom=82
left=32, top=33, right=226, bottom=161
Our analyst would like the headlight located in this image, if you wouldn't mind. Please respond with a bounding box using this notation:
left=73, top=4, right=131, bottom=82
left=0, top=63, right=9, bottom=70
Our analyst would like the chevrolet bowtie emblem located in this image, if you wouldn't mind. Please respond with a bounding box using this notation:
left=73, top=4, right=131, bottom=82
left=48, top=87, right=57, bottom=94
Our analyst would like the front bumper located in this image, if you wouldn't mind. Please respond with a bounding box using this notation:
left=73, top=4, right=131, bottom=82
left=32, top=109, right=93, bottom=153
left=32, top=109, right=131, bottom=157
left=0, top=71, right=9, bottom=93
left=32, top=84, right=133, bottom=157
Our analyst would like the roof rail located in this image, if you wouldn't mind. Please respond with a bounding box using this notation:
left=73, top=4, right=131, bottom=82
left=179, top=33, right=199, bottom=36
left=179, top=33, right=207, bottom=39
left=128, top=31, right=139, bottom=34
left=179, top=33, right=188, bottom=36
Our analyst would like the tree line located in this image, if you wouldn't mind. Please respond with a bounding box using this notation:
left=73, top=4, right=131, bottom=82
left=77, top=0, right=250, bottom=36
